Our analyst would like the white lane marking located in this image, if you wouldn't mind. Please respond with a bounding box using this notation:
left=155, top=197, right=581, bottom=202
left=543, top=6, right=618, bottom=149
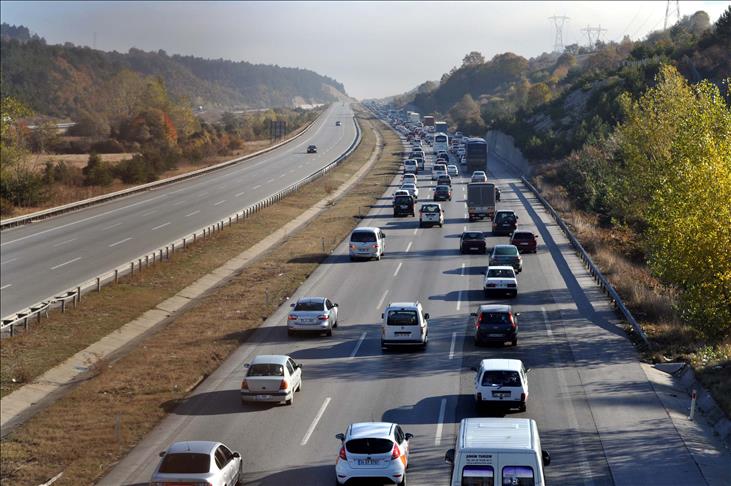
left=0, top=284, right=12, bottom=290
left=1, top=257, right=18, bottom=265
left=253, top=184, right=262, bottom=190
left=109, top=237, right=132, bottom=248
left=393, top=262, right=403, bottom=277
left=350, top=332, right=367, bottom=358
left=50, top=256, right=81, bottom=270
left=141, top=209, right=158, bottom=215
left=213, top=200, right=226, bottom=206
left=1, top=192, right=169, bottom=247
left=542, top=307, right=553, bottom=337
left=405, top=241, right=412, bottom=252
left=166, top=187, right=186, bottom=195
left=235, top=191, right=246, bottom=197
left=185, top=210, right=201, bottom=217
left=151, top=222, right=171, bottom=231
left=413, top=228, right=419, bottom=235
left=376, top=289, right=389, bottom=310
left=198, top=192, right=209, bottom=198
left=300, top=397, right=332, bottom=446
left=266, top=178, right=275, bottom=183
left=449, top=332, right=457, bottom=360
left=52, top=238, right=77, bottom=248
left=434, top=398, right=447, bottom=446
left=456, top=263, right=466, bottom=311
left=172, top=200, right=187, bottom=206
left=279, top=174, right=287, bottom=178
left=102, top=222, right=122, bottom=231
left=463, top=225, right=467, bottom=231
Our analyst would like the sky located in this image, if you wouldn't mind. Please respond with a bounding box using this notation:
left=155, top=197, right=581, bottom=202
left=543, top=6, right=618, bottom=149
left=1, top=1, right=729, bottom=99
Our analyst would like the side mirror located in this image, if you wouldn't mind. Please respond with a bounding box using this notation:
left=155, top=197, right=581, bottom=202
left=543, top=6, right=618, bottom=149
left=445, top=448, right=455, bottom=464
left=542, top=450, right=551, bottom=466
left=244, top=363, right=250, bottom=368
left=515, top=312, right=521, bottom=317
left=470, top=312, right=477, bottom=317
left=233, top=451, right=241, bottom=458
left=290, top=303, right=295, bottom=307
left=336, top=433, right=345, bottom=441
left=525, top=367, right=531, bottom=373
left=424, top=313, right=430, bottom=320
left=381, top=313, right=384, bottom=319
left=470, top=366, right=478, bottom=372
left=296, top=364, right=302, bottom=369
left=334, top=303, right=339, bottom=307
left=405, top=433, right=414, bottom=441
left=159, top=451, right=166, bottom=457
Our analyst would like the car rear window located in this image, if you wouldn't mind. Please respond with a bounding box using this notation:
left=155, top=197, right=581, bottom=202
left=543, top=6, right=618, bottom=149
left=494, top=246, right=518, bottom=256
left=512, top=232, right=532, bottom=240
left=461, top=465, right=494, bottom=486
left=351, top=231, right=377, bottom=243
left=159, top=453, right=210, bottom=473
left=346, top=438, right=393, bottom=454
left=481, top=370, right=521, bottom=387
left=394, top=196, right=413, bottom=205
left=487, top=268, right=515, bottom=278
left=463, top=232, right=484, bottom=240
left=479, top=312, right=511, bottom=325
left=294, top=301, right=324, bottom=311
left=247, top=364, right=284, bottom=377
left=502, top=466, right=535, bottom=486
left=421, top=205, right=439, bottom=213
left=495, top=213, right=515, bottom=223
left=387, top=310, right=418, bottom=326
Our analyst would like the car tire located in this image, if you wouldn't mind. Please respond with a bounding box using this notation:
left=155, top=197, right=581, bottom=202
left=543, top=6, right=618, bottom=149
left=287, top=329, right=294, bottom=337
left=511, top=337, right=518, bottom=347
left=484, top=290, right=489, bottom=298
left=511, top=291, right=517, bottom=299
left=297, top=381, right=302, bottom=392
left=520, top=403, right=526, bottom=412
left=286, top=393, right=294, bottom=406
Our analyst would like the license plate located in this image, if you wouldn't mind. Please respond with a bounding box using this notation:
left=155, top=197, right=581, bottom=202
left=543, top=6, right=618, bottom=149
left=470, top=247, right=479, bottom=250
left=488, top=333, right=503, bottom=337
left=395, top=332, right=411, bottom=336
left=357, top=459, right=379, bottom=466
left=492, top=391, right=510, bottom=398
left=400, top=205, right=408, bottom=208
left=254, top=395, right=271, bottom=400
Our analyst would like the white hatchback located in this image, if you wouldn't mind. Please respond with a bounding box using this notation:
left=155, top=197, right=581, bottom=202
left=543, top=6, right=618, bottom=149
left=473, top=358, right=529, bottom=412
left=381, top=302, right=429, bottom=349
left=335, top=422, right=413, bottom=485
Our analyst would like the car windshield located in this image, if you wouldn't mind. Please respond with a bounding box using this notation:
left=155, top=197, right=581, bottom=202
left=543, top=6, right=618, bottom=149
left=159, top=453, right=210, bottom=473
left=487, top=269, right=515, bottom=278
left=346, top=438, right=393, bottom=454
left=351, top=232, right=377, bottom=243
left=463, top=232, right=483, bottom=240
left=481, top=370, right=521, bottom=387
left=421, top=205, right=439, bottom=213
left=394, top=196, right=413, bottom=205
left=387, top=310, right=418, bottom=326
left=479, top=312, right=511, bottom=325
left=294, top=301, right=324, bottom=311
left=494, top=246, right=518, bottom=256
left=495, top=213, right=515, bottom=223
left=247, top=363, right=284, bottom=377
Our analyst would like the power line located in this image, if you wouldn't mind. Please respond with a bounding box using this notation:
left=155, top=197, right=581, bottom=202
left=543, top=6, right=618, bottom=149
left=548, top=15, right=570, bottom=52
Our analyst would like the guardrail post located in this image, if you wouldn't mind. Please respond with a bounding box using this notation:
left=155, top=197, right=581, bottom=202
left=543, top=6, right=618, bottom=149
left=61, top=298, right=66, bottom=313
left=183, top=238, right=187, bottom=249
left=75, top=286, right=81, bottom=307
left=24, top=316, right=29, bottom=332
left=138, top=258, right=142, bottom=270
left=115, top=269, right=119, bottom=284
left=145, top=255, right=149, bottom=267
left=171, top=243, right=175, bottom=256
left=10, top=323, right=14, bottom=337
left=193, top=233, right=197, bottom=243
left=159, top=249, right=163, bottom=261
left=96, top=277, right=101, bottom=292
left=130, top=261, right=135, bottom=276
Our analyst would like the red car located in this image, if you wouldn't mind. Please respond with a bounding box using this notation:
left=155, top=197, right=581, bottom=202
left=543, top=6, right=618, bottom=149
left=510, top=231, right=539, bottom=253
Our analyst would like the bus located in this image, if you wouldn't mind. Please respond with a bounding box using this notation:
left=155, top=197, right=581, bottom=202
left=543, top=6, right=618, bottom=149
left=465, top=137, right=488, bottom=173
left=435, top=121, right=448, bottom=135
left=434, top=132, right=449, bottom=154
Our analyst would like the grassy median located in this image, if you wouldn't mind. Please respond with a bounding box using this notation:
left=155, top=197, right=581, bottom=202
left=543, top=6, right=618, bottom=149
left=0, top=110, right=401, bottom=484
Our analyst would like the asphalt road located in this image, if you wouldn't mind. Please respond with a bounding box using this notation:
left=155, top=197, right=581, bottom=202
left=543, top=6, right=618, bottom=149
left=0, top=103, right=356, bottom=318
left=100, top=134, right=727, bottom=485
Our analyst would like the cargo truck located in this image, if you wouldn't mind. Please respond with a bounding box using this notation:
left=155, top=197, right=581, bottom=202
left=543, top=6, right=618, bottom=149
left=435, top=121, right=448, bottom=135
left=467, top=182, right=496, bottom=221
left=465, top=137, right=488, bottom=173
left=407, top=111, right=421, bottom=124
left=423, top=115, right=435, bottom=127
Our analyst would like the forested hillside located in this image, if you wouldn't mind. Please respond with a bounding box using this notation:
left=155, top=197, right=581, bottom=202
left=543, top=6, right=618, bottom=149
left=0, top=23, right=346, bottom=119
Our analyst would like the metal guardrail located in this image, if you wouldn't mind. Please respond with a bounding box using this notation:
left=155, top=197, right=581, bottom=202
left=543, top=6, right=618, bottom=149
left=488, top=143, right=650, bottom=348
left=0, top=115, right=362, bottom=337
left=0, top=113, right=322, bottom=229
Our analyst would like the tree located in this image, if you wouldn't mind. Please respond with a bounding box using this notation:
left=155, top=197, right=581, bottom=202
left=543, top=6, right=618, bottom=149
left=526, top=83, right=552, bottom=109
left=449, top=94, right=485, bottom=134
left=462, top=51, right=485, bottom=67
left=716, top=6, right=731, bottom=41
left=82, top=152, right=114, bottom=186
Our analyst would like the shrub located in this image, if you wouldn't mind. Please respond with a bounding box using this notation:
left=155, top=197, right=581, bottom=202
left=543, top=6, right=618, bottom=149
left=114, top=155, right=157, bottom=184
left=83, top=152, right=114, bottom=186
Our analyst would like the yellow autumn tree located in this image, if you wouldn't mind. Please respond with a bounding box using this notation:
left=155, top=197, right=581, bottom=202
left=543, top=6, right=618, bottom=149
left=616, top=65, right=731, bottom=339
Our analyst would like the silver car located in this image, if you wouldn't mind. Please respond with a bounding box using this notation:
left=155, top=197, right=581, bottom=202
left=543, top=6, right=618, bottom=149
left=287, top=297, right=339, bottom=336
left=150, top=441, right=242, bottom=486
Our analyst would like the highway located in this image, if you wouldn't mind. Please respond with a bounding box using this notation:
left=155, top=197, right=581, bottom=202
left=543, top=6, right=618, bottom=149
left=0, top=103, right=357, bottom=318
left=100, top=132, right=727, bottom=486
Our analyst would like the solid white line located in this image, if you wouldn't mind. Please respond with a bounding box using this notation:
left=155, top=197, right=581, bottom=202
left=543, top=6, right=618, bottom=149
left=376, top=289, right=389, bottom=310
left=151, top=222, right=171, bottom=231
left=1, top=257, right=18, bottom=265
left=456, top=263, right=466, bottom=311
left=235, top=191, right=246, bottom=197
left=50, top=256, right=81, bottom=270
left=253, top=184, right=262, bottom=190
left=434, top=398, right=447, bottom=446
left=185, top=210, right=201, bottom=217
left=266, top=178, right=275, bottom=183
left=301, top=397, right=332, bottom=446
left=52, top=238, right=77, bottom=247
left=213, top=200, right=226, bottom=206
left=449, top=332, right=457, bottom=360
left=198, top=192, right=209, bottom=198
left=413, top=228, right=419, bottom=235
left=350, top=332, right=367, bottom=358
left=405, top=241, right=412, bottom=252
left=109, top=237, right=132, bottom=248
left=0, top=284, right=12, bottom=290
left=542, top=307, right=553, bottom=337
left=102, top=222, right=122, bottom=231
left=141, top=209, right=158, bottom=215
left=393, top=262, right=403, bottom=277
left=172, top=200, right=187, bottom=206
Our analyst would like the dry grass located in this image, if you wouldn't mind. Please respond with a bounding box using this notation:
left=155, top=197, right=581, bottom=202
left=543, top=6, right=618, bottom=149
left=0, top=112, right=401, bottom=485
left=27, top=153, right=136, bottom=169
left=532, top=165, right=730, bottom=417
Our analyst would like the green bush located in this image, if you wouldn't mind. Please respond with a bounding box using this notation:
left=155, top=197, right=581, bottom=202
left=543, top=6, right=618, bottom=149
left=114, top=155, right=157, bottom=184
left=83, top=152, right=114, bottom=186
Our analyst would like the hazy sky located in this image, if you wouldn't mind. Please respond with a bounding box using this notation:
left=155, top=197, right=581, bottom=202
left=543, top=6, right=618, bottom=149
left=2, top=1, right=729, bottom=99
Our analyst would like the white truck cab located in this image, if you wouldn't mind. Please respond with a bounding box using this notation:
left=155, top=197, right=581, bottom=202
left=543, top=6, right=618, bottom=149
left=445, top=418, right=550, bottom=486
left=381, top=302, right=429, bottom=350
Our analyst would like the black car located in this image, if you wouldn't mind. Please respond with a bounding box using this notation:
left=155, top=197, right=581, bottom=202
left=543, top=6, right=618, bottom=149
left=492, top=210, right=518, bottom=236
left=434, top=184, right=452, bottom=201
left=460, top=231, right=487, bottom=254
left=393, top=195, right=415, bottom=217
left=307, top=145, right=317, bottom=153
left=436, top=174, right=452, bottom=187
left=472, top=304, right=519, bottom=347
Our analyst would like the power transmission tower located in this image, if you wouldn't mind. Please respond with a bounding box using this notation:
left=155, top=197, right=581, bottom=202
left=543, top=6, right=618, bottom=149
left=548, top=15, right=570, bottom=52
left=664, top=0, right=680, bottom=30
left=581, top=25, right=608, bottom=49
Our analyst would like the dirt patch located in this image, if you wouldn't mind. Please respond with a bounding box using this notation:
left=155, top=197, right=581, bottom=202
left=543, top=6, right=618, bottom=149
left=0, top=111, right=401, bottom=484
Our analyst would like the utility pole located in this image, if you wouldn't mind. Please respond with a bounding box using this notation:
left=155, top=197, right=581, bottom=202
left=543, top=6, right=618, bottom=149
left=664, top=0, right=680, bottom=30
left=548, top=15, right=570, bottom=53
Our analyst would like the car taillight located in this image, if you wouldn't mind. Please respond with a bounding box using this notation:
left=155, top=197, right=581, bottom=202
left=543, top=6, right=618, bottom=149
left=521, top=392, right=526, bottom=402
left=475, top=314, right=482, bottom=328
left=288, top=315, right=298, bottom=320
left=339, top=445, right=347, bottom=460
left=241, top=379, right=248, bottom=390
left=509, top=314, right=516, bottom=329
left=486, top=283, right=496, bottom=288
left=317, top=314, right=329, bottom=320
left=349, top=244, right=356, bottom=250
left=372, top=244, right=379, bottom=249
left=391, top=443, right=401, bottom=460
left=279, top=379, right=288, bottom=390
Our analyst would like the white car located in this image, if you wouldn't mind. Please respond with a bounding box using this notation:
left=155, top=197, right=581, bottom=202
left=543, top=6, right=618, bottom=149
left=241, top=355, right=302, bottom=405
left=381, top=302, right=429, bottom=349
left=287, top=297, right=339, bottom=336
left=393, top=189, right=410, bottom=198
left=403, top=159, right=417, bottom=174
left=471, top=170, right=488, bottom=183
left=483, top=265, right=518, bottom=298
left=473, top=358, right=529, bottom=411
left=432, top=163, right=448, bottom=181
left=150, top=441, right=242, bottom=486
left=400, top=182, right=419, bottom=199
left=401, top=173, right=417, bottom=185
left=447, top=164, right=459, bottom=176
left=335, top=422, right=413, bottom=485
left=419, top=203, right=444, bottom=228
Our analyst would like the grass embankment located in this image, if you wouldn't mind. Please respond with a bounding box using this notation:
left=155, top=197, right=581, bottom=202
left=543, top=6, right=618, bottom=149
left=0, top=111, right=401, bottom=484
left=532, top=163, right=730, bottom=416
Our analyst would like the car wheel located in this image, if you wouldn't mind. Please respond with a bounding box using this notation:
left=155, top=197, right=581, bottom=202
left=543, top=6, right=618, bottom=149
left=511, top=291, right=517, bottom=299
left=287, top=329, right=294, bottom=337
left=511, top=337, right=518, bottom=347
left=235, top=462, right=243, bottom=485
left=286, top=393, right=294, bottom=406
left=326, top=327, right=333, bottom=337
left=484, top=290, right=489, bottom=298
left=297, top=380, right=302, bottom=392
left=520, top=403, right=526, bottom=412
left=398, top=477, right=406, bottom=486
left=349, top=256, right=355, bottom=262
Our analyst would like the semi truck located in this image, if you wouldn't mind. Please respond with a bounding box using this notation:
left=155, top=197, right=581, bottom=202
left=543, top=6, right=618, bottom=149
left=467, top=182, right=496, bottom=221
left=465, top=137, right=488, bottom=173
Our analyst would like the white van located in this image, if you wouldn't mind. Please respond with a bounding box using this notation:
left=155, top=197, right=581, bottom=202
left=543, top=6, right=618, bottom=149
left=473, top=359, right=528, bottom=411
left=403, top=159, right=418, bottom=174
left=445, top=418, right=550, bottom=486
left=349, top=227, right=385, bottom=261
left=380, top=302, right=429, bottom=349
